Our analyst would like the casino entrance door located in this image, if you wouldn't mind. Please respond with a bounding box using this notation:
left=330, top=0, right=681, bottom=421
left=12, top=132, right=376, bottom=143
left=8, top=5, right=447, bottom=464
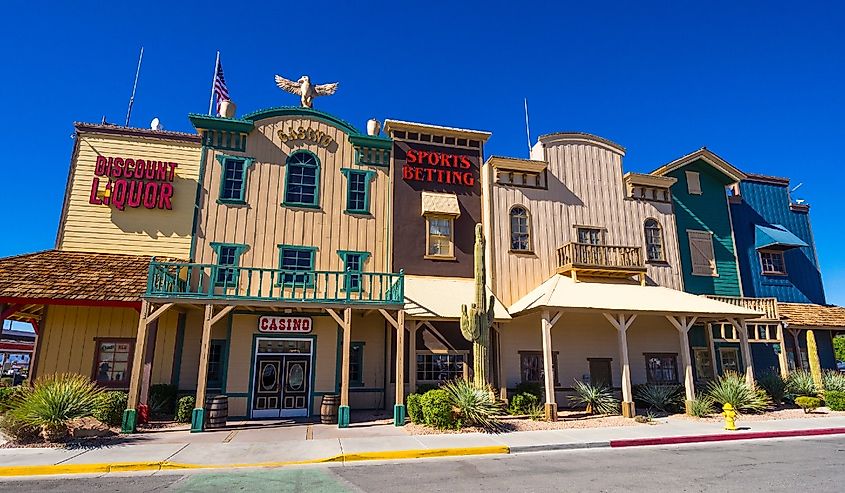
left=251, top=338, right=313, bottom=418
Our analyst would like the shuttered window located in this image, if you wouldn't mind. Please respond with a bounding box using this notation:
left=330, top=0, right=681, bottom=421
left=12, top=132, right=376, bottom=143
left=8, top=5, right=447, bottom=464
left=686, top=171, right=702, bottom=195
left=688, top=230, right=717, bottom=276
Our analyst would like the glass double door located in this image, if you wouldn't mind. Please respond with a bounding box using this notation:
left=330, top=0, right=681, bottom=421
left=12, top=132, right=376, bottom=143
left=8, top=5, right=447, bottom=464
left=251, top=338, right=312, bottom=418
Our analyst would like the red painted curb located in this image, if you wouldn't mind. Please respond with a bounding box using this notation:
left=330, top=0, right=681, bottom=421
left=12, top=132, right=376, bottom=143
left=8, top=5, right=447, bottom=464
left=609, top=427, right=845, bottom=448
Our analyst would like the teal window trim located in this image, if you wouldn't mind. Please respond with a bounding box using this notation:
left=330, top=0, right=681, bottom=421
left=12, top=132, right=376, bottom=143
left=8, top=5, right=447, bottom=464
left=206, top=339, right=227, bottom=390
left=283, top=150, right=321, bottom=209
left=216, top=154, right=255, bottom=205
left=337, top=250, right=370, bottom=293
left=340, top=168, right=376, bottom=215
left=350, top=341, right=365, bottom=387
left=210, top=242, right=248, bottom=287
left=277, top=244, right=318, bottom=287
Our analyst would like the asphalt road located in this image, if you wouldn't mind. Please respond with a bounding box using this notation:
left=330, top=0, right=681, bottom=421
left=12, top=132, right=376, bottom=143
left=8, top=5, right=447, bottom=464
left=3, top=436, right=844, bottom=492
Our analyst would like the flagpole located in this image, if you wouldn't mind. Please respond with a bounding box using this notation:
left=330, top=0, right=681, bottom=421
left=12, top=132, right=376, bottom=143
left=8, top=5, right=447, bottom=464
left=524, top=98, right=532, bottom=157
left=208, top=51, right=220, bottom=115
left=124, top=47, right=144, bottom=127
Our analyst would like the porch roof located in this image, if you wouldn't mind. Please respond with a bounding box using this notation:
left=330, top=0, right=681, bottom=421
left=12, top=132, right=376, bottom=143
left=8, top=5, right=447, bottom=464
left=403, top=275, right=511, bottom=321
left=778, top=302, right=845, bottom=329
left=508, top=275, right=761, bottom=319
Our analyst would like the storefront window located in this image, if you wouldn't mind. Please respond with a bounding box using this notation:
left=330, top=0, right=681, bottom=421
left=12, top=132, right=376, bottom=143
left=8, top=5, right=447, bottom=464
left=519, top=351, right=558, bottom=385
left=258, top=339, right=312, bottom=354
left=416, top=352, right=465, bottom=382
left=350, top=342, right=364, bottom=386
left=206, top=340, right=226, bottom=389
left=719, top=347, right=740, bottom=374
left=93, top=339, right=134, bottom=387
left=645, top=353, right=678, bottom=383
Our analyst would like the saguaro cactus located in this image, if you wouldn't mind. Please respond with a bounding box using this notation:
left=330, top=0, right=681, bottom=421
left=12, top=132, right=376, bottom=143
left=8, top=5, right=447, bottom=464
left=807, top=330, right=824, bottom=391
left=460, top=224, right=495, bottom=388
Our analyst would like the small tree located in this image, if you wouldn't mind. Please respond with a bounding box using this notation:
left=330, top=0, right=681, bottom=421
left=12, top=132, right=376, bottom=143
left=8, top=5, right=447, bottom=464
left=807, top=330, right=824, bottom=391
left=833, top=335, right=845, bottom=364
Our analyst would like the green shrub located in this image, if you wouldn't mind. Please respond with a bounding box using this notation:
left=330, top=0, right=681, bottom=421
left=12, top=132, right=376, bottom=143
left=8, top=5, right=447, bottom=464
left=419, top=389, right=456, bottom=429
left=634, top=383, right=683, bottom=413
left=93, top=391, right=127, bottom=427
left=0, top=386, right=24, bottom=413
left=705, top=372, right=769, bottom=413
left=149, top=384, right=178, bottom=415
left=9, top=374, right=101, bottom=439
left=406, top=393, right=424, bottom=424
left=757, top=371, right=787, bottom=405
left=825, top=391, right=845, bottom=411
left=175, top=396, right=195, bottom=423
left=569, top=380, right=619, bottom=415
left=513, top=381, right=543, bottom=399
left=795, top=396, right=821, bottom=414
left=822, top=370, right=845, bottom=393
left=441, top=379, right=502, bottom=429
left=527, top=402, right=544, bottom=421
left=0, top=413, right=41, bottom=444
left=787, top=370, right=818, bottom=398
left=508, top=392, right=539, bottom=416
left=689, top=395, right=716, bottom=417
left=415, top=383, right=439, bottom=394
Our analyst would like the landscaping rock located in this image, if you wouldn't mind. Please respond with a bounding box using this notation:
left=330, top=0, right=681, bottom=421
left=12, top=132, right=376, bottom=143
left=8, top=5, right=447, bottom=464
left=67, top=417, right=115, bottom=439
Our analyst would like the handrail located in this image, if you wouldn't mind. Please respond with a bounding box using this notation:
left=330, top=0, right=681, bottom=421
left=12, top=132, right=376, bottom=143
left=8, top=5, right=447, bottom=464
left=556, top=242, right=644, bottom=270
left=146, top=261, right=405, bottom=305
left=705, top=295, right=778, bottom=320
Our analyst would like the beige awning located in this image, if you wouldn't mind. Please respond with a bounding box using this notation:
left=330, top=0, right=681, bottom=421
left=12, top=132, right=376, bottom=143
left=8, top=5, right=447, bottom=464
left=509, top=275, right=761, bottom=319
left=403, top=275, right=510, bottom=320
left=420, top=192, right=460, bottom=217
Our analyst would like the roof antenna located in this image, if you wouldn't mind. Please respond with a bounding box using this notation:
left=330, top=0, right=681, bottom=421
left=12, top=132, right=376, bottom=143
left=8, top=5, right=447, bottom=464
left=524, top=98, right=532, bottom=157
left=124, top=47, right=144, bottom=127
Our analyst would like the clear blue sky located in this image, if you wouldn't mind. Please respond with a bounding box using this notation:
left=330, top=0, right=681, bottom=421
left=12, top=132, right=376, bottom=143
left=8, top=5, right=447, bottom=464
left=1, top=1, right=843, bottom=305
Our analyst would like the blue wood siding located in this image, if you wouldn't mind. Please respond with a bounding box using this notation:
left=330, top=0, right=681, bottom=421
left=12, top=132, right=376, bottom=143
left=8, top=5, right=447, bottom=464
left=730, top=180, right=825, bottom=304
left=666, top=159, right=742, bottom=296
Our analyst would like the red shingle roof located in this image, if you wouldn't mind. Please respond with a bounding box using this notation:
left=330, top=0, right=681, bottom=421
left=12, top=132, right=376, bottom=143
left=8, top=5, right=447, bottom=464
left=778, top=302, right=845, bottom=329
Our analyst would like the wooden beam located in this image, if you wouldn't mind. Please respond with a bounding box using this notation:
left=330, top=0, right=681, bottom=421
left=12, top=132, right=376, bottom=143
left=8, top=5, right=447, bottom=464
left=604, top=312, right=636, bottom=417
left=127, top=300, right=150, bottom=410
left=776, top=323, right=789, bottom=378
left=146, top=303, right=175, bottom=325
left=378, top=308, right=400, bottom=329
left=408, top=320, right=418, bottom=394
left=340, top=308, right=352, bottom=408
left=210, top=305, right=235, bottom=326
left=731, top=318, right=755, bottom=385
left=326, top=308, right=346, bottom=329
left=541, top=310, right=556, bottom=420
left=195, top=305, right=215, bottom=414
left=395, top=310, right=405, bottom=408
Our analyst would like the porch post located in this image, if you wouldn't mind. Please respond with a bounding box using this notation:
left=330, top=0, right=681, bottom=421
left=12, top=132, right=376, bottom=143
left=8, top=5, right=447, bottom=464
left=123, top=300, right=150, bottom=433
left=192, top=304, right=214, bottom=432
left=776, top=323, right=789, bottom=378
left=339, top=307, right=352, bottom=428
left=408, top=320, right=418, bottom=395
left=605, top=313, right=637, bottom=418
left=540, top=310, right=557, bottom=421
left=705, top=322, right=719, bottom=378
left=668, top=316, right=697, bottom=414
left=733, top=318, right=755, bottom=386
left=139, top=320, right=159, bottom=408
left=789, top=329, right=804, bottom=370
left=394, top=310, right=405, bottom=426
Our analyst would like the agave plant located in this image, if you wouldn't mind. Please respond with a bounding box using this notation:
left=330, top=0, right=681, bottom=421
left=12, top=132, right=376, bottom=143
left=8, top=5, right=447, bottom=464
left=634, top=383, right=684, bottom=413
left=10, top=373, right=102, bottom=441
left=756, top=371, right=787, bottom=405
left=786, top=370, right=819, bottom=398
left=688, top=395, right=716, bottom=417
left=440, top=379, right=503, bottom=429
left=822, top=370, right=845, bottom=393
left=705, top=371, right=770, bottom=413
left=570, top=380, right=619, bottom=415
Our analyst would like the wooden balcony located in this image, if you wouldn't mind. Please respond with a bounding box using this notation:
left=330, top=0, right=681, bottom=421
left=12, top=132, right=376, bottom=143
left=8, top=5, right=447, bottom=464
left=705, top=295, right=777, bottom=320
left=556, top=242, right=647, bottom=280
left=146, top=261, right=404, bottom=306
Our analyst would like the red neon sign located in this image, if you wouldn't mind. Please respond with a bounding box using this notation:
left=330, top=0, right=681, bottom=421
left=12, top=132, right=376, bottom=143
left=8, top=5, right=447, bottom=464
left=88, top=156, right=178, bottom=211
left=402, top=148, right=475, bottom=187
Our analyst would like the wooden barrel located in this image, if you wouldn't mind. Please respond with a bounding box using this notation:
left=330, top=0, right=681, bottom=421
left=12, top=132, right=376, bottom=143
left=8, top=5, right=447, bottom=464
left=206, top=395, right=228, bottom=429
left=321, top=395, right=339, bottom=424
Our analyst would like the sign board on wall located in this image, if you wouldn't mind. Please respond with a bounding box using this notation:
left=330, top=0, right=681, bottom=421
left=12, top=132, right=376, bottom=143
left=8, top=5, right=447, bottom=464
left=258, top=316, right=313, bottom=333
left=401, top=147, right=475, bottom=187
left=89, top=156, right=179, bottom=211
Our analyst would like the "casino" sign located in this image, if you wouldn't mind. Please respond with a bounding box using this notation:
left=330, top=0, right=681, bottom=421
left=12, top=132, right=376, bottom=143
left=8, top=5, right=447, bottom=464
left=258, top=316, right=312, bottom=333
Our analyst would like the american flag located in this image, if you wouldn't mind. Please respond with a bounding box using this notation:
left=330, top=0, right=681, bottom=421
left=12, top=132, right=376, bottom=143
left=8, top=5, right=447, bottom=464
left=213, top=58, right=230, bottom=114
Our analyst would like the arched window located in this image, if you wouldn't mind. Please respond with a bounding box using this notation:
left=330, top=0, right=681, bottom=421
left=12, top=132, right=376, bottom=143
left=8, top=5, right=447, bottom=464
left=644, top=218, right=664, bottom=262
left=284, top=151, right=320, bottom=208
left=510, top=206, right=531, bottom=252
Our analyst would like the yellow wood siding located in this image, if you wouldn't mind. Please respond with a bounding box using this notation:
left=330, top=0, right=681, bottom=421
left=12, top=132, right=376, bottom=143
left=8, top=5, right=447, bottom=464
left=58, top=131, right=201, bottom=258
left=194, top=117, right=390, bottom=273
left=35, top=305, right=178, bottom=385
left=486, top=139, right=683, bottom=306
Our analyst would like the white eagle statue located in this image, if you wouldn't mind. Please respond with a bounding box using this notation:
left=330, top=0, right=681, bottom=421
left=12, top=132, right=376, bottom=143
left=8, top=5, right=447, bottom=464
left=274, top=74, right=339, bottom=108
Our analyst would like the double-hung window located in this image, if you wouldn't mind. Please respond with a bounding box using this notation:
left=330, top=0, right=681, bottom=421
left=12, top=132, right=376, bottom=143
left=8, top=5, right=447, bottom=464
left=644, top=219, right=664, bottom=262
left=93, top=338, right=134, bottom=387
left=284, top=151, right=320, bottom=208
left=211, top=243, right=248, bottom=287
left=338, top=251, right=370, bottom=292
left=278, top=245, right=316, bottom=286
left=759, top=250, right=786, bottom=275
left=426, top=216, right=454, bottom=258
left=217, top=155, right=254, bottom=204
left=645, top=353, right=679, bottom=384
left=577, top=227, right=603, bottom=245
left=206, top=340, right=227, bottom=389
left=341, top=168, right=375, bottom=214
left=350, top=342, right=365, bottom=387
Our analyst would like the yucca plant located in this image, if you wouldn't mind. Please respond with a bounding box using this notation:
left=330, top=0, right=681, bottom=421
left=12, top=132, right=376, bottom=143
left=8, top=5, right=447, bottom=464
left=786, top=370, right=819, bottom=398
left=688, top=395, right=716, bottom=417
left=705, top=371, right=769, bottom=413
left=440, top=379, right=503, bottom=429
left=756, top=371, right=787, bottom=405
left=10, top=373, right=102, bottom=441
left=570, top=380, right=619, bottom=415
left=822, top=370, right=845, bottom=393
left=634, top=383, right=684, bottom=413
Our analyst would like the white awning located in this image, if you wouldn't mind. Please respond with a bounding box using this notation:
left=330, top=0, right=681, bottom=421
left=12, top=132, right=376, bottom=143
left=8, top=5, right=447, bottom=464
left=403, top=275, right=510, bottom=320
left=509, top=275, right=762, bottom=319
left=420, top=192, right=460, bottom=217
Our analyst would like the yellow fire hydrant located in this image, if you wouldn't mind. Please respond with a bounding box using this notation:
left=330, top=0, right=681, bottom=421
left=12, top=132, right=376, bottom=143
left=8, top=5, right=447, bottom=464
left=722, top=403, right=737, bottom=431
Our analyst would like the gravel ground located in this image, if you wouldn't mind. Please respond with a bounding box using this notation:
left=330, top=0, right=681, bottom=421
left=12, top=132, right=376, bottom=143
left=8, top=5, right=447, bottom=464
left=672, top=406, right=845, bottom=423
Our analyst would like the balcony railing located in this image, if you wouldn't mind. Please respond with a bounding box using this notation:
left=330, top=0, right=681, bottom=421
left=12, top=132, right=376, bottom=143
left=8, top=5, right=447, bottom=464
left=146, top=261, right=404, bottom=305
left=705, top=295, right=777, bottom=320
left=556, top=242, right=646, bottom=276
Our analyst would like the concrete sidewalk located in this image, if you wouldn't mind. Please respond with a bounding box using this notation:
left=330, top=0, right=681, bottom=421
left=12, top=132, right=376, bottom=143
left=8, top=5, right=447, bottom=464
left=2, top=416, right=845, bottom=477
